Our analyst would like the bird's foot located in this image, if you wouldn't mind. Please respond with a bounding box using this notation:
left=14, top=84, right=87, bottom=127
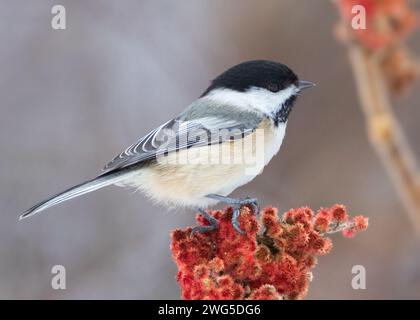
left=206, top=194, right=260, bottom=234
left=231, top=197, right=259, bottom=234
left=190, top=208, right=218, bottom=236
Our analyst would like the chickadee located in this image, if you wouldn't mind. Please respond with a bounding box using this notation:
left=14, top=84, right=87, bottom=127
left=20, top=60, right=314, bottom=233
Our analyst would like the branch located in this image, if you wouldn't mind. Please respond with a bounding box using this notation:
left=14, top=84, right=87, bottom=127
left=334, top=0, right=420, bottom=232
left=349, top=46, right=420, bottom=232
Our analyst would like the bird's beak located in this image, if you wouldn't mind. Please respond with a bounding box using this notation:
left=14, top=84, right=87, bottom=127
left=298, top=80, right=316, bottom=90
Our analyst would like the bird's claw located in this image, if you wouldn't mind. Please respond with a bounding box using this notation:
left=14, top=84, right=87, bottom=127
left=232, top=208, right=245, bottom=234
left=190, top=209, right=218, bottom=237
left=190, top=224, right=217, bottom=236
left=192, top=195, right=260, bottom=236
left=240, top=197, right=260, bottom=216
left=231, top=197, right=259, bottom=234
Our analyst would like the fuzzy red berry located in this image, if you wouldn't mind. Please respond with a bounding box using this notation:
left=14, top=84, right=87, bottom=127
left=171, top=205, right=368, bottom=300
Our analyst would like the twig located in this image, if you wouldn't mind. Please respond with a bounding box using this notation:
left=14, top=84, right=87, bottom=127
left=348, top=45, right=420, bottom=232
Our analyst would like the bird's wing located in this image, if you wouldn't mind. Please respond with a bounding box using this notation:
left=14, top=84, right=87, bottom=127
left=102, top=101, right=264, bottom=173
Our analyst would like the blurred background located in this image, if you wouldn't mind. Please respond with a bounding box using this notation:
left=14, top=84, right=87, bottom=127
left=1, top=0, right=420, bottom=299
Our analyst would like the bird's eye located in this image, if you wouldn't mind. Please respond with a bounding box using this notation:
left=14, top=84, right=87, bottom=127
left=266, top=83, right=279, bottom=92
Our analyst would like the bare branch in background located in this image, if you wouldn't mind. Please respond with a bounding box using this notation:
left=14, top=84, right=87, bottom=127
left=334, top=0, right=420, bottom=232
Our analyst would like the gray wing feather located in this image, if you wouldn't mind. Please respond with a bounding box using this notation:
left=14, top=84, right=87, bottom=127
left=103, top=100, right=263, bottom=173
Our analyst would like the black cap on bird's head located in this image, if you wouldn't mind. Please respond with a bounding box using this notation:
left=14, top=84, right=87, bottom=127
left=201, top=60, right=314, bottom=97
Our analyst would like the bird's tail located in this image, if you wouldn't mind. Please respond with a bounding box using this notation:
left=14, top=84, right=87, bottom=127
left=19, top=170, right=134, bottom=221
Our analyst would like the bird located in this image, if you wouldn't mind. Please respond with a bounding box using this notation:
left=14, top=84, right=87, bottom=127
left=20, top=60, right=315, bottom=234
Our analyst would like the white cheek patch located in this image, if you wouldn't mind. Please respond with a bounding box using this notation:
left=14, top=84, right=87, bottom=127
left=205, top=85, right=297, bottom=115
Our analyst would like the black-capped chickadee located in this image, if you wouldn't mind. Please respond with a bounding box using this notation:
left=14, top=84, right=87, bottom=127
left=20, top=60, right=315, bottom=233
